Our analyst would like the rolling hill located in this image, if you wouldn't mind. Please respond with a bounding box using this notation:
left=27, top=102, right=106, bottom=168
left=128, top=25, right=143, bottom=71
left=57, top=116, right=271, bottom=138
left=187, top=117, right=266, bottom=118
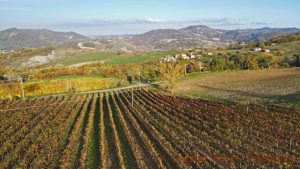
left=1, top=25, right=299, bottom=51
left=129, top=26, right=300, bottom=50
left=0, top=28, right=89, bottom=50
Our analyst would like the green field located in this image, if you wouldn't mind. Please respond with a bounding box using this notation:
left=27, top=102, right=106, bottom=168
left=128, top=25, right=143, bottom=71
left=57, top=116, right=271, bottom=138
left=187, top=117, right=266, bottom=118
left=54, top=51, right=175, bottom=66
left=269, top=40, right=300, bottom=56
left=174, top=68, right=300, bottom=108
left=214, top=40, right=300, bottom=58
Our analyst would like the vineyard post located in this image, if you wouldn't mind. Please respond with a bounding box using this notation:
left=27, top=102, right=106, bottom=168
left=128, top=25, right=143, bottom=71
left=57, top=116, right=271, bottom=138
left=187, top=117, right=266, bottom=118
left=9, top=93, right=12, bottom=101
left=184, top=64, right=187, bottom=76
left=131, top=88, right=134, bottom=106
left=19, top=77, right=25, bottom=100
left=139, top=71, right=141, bottom=89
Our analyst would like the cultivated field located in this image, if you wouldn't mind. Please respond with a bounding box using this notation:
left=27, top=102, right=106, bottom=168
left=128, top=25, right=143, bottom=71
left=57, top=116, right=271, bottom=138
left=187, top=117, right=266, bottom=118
left=176, top=68, right=300, bottom=108
left=54, top=51, right=175, bottom=66
left=0, top=89, right=299, bottom=168
left=269, top=40, right=300, bottom=56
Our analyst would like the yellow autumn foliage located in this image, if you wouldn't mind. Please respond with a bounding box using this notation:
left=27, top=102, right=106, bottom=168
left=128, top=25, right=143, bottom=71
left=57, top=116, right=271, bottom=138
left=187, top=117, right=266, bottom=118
left=0, top=77, right=115, bottom=99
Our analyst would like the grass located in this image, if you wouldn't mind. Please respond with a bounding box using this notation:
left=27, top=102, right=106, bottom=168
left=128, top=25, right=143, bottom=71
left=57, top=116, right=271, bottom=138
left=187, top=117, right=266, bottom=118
left=54, top=51, right=175, bottom=66
left=174, top=68, right=300, bottom=108
left=212, top=40, right=300, bottom=61
left=87, top=96, right=101, bottom=168
left=54, top=51, right=117, bottom=66
left=269, top=40, right=300, bottom=56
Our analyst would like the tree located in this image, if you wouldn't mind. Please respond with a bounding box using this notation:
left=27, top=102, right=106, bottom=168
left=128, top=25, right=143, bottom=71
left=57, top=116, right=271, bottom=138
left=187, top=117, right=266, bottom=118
left=249, top=56, right=258, bottom=70
left=127, top=65, right=141, bottom=83
left=209, top=57, right=225, bottom=71
left=294, top=54, right=300, bottom=67
left=229, top=55, right=241, bottom=69
left=160, top=63, right=183, bottom=95
left=5, top=83, right=15, bottom=101
left=256, top=41, right=266, bottom=48
left=141, top=65, right=158, bottom=82
left=258, top=54, right=274, bottom=69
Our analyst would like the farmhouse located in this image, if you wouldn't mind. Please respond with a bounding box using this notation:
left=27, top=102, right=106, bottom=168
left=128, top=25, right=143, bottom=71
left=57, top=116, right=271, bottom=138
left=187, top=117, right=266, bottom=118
left=181, top=54, right=190, bottom=60
left=262, top=49, right=271, bottom=53
left=160, top=55, right=176, bottom=62
left=251, top=48, right=271, bottom=53
left=252, top=47, right=262, bottom=52
left=174, top=54, right=181, bottom=59
left=188, top=52, right=196, bottom=59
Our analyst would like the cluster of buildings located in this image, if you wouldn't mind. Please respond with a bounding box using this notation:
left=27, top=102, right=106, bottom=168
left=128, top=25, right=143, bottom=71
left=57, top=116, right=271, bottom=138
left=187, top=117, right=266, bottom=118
left=0, top=74, right=27, bottom=84
left=160, top=52, right=202, bottom=62
left=251, top=48, right=271, bottom=53
left=0, top=50, right=14, bottom=54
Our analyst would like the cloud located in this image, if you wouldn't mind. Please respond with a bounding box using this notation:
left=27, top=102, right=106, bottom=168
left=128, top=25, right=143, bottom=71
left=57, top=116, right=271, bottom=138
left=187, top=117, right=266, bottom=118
left=251, top=22, right=273, bottom=26
left=52, top=17, right=276, bottom=35
left=58, top=17, right=239, bottom=28
left=58, top=18, right=164, bottom=27
left=144, top=17, right=169, bottom=23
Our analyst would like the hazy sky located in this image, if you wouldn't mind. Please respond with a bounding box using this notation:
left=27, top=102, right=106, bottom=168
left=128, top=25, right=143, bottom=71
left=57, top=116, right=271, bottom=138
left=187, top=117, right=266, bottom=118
left=0, top=0, right=299, bottom=35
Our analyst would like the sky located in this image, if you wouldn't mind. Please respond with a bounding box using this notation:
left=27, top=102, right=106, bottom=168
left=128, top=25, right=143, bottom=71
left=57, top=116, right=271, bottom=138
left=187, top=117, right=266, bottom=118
left=0, top=0, right=299, bottom=35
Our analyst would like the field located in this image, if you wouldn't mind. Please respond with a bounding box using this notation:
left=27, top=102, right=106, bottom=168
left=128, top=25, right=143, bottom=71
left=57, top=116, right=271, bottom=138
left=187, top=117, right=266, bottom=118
left=54, top=51, right=175, bottom=66
left=269, top=40, right=300, bottom=56
left=175, top=68, right=300, bottom=108
left=0, top=89, right=299, bottom=168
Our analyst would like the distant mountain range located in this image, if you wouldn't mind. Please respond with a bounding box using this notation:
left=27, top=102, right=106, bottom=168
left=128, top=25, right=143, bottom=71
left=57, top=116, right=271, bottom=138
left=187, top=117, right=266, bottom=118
left=0, top=26, right=299, bottom=50
left=0, top=28, right=88, bottom=50
left=129, top=26, right=300, bottom=50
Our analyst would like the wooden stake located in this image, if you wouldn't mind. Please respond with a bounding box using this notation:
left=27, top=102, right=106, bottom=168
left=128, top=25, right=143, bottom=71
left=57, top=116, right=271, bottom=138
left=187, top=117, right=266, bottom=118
left=131, top=88, right=134, bottom=106
left=20, top=77, right=25, bottom=100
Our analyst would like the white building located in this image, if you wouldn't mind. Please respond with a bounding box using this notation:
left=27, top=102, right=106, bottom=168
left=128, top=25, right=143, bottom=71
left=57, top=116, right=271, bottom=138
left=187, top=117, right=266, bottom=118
left=252, top=48, right=262, bottom=52
left=262, top=49, right=271, bottom=53
left=175, top=54, right=181, bottom=59
left=181, top=53, right=190, bottom=59
left=160, top=55, right=176, bottom=62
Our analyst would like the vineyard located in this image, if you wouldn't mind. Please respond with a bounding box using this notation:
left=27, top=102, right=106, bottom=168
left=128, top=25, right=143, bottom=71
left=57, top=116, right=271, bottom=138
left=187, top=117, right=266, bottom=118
left=0, top=77, right=115, bottom=100
left=0, top=89, right=299, bottom=168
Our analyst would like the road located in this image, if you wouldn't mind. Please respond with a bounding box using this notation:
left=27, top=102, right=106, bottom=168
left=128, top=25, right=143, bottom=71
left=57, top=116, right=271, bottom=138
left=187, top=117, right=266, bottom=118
left=78, top=83, right=149, bottom=94
left=30, top=83, right=155, bottom=99
left=0, top=83, right=154, bottom=111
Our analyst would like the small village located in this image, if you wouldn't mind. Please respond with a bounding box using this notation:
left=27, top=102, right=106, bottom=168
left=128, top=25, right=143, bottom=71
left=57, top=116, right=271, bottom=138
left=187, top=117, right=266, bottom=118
left=160, top=52, right=202, bottom=62
left=160, top=47, right=272, bottom=63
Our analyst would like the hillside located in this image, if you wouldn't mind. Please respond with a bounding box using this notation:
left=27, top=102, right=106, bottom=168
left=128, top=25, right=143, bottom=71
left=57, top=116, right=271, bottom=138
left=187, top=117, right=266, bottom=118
left=175, top=69, right=300, bottom=108
left=129, top=25, right=300, bottom=50
left=1, top=26, right=299, bottom=51
left=269, top=40, right=300, bottom=56
left=223, top=27, right=300, bottom=42
left=0, top=28, right=89, bottom=50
